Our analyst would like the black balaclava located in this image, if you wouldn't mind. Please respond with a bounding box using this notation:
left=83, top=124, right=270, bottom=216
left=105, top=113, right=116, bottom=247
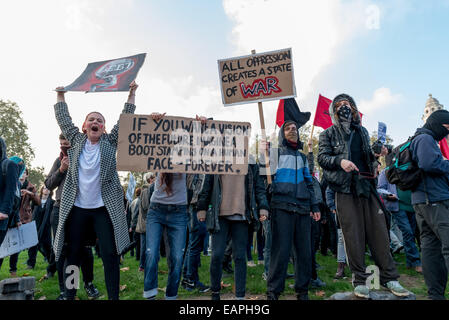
left=423, top=110, right=449, bottom=141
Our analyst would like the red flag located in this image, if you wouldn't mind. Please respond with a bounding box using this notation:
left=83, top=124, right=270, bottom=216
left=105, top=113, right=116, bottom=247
left=276, top=99, right=285, bottom=128
left=312, top=94, right=363, bottom=129
left=439, top=138, right=449, bottom=160
left=313, top=94, right=333, bottom=129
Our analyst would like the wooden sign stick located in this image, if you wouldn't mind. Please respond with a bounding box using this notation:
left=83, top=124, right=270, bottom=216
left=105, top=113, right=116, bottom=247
left=252, top=49, right=272, bottom=185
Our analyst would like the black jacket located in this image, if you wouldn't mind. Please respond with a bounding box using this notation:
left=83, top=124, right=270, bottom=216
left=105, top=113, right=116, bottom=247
left=0, top=137, right=20, bottom=231
left=318, top=94, right=377, bottom=193
left=33, top=198, right=54, bottom=246
left=197, top=164, right=269, bottom=233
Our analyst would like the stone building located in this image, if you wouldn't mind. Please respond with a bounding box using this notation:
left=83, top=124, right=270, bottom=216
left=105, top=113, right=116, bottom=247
left=422, top=94, right=444, bottom=122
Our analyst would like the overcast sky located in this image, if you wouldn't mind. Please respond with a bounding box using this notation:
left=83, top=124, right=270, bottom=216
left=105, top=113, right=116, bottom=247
left=1, top=0, right=448, bottom=174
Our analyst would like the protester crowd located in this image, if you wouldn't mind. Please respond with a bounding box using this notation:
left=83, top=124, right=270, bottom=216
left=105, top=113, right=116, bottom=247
left=1, top=83, right=449, bottom=301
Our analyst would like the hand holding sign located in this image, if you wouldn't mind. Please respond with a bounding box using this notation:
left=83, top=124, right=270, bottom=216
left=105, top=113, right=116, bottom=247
left=55, top=86, right=67, bottom=103
left=127, top=81, right=139, bottom=104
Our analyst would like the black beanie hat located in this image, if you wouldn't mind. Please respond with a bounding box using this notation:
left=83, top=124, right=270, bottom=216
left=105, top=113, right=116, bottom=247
left=423, top=109, right=449, bottom=141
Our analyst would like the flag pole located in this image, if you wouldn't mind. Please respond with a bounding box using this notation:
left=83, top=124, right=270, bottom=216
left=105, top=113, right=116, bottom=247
left=252, top=49, right=272, bottom=185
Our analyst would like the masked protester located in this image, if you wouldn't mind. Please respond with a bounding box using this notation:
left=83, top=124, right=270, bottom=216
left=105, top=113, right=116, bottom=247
left=410, top=109, right=449, bottom=300
left=44, top=133, right=100, bottom=300
left=318, top=94, right=409, bottom=299
left=52, top=81, right=138, bottom=300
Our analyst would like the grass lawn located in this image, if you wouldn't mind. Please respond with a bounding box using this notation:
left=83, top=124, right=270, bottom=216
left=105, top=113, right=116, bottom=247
left=2, top=247, right=447, bottom=300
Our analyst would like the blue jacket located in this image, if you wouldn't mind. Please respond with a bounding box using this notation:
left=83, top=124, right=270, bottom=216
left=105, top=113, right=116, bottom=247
left=0, top=138, right=19, bottom=231
left=410, top=127, right=449, bottom=205
left=266, top=123, right=319, bottom=214
left=377, top=169, right=399, bottom=212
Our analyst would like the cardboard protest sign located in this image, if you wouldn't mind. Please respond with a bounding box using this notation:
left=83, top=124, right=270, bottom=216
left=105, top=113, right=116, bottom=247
left=0, top=221, right=38, bottom=259
left=63, top=53, right=146, bottom=93
left=117, top=115, right=251, bottom=175
left=218, top=48, right=296, bottom=106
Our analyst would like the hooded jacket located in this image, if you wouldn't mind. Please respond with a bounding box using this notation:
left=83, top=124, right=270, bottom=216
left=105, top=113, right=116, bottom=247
left=410, top=127, right=449, bottom=205
left=267, top=122, right=319, bottom=214
left=0, top=138, right=20, bottom=231
left=317, top=94, right=377, bottom=193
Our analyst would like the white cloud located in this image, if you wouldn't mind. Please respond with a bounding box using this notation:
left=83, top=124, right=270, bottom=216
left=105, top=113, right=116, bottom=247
left=222, top=0, right=370, bottom=100
left=358, top=87, right=402, bottom=114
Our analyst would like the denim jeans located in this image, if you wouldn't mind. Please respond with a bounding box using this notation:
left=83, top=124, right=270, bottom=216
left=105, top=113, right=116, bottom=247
left=144, top=203, right=188, bottom=300
left=210, top=218, right=248, bottom=298
left=392, top=210, right=421, bottom=268
left=183, top=205, right=207, bottom=284
left=140, top=233, right=146, bottom=270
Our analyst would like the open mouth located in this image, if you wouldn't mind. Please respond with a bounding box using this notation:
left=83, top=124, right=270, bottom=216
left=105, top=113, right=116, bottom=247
left=91, top=125, right=99, bottom=132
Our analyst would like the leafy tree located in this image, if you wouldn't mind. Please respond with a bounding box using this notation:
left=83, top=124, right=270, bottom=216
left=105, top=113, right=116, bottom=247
left=28, top=166, right=46, bottom=189
left=0, top=100, right=35, bottom=164
left=1, top=99, right=44, bottom=187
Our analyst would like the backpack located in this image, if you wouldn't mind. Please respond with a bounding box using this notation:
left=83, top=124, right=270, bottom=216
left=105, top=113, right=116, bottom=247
left=385, top=134, right=422, bottom=191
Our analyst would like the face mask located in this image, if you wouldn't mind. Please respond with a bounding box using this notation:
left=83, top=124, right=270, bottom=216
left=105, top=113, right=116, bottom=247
left=337, top=105, right=352, bottom=120
left=60, top=146, right=69, bottom=156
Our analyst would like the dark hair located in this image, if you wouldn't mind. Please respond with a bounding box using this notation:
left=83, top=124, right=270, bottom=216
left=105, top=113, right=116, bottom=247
left=59, top=133, right=66, bottom=140
left=39, top=185, right=53, bottom=199
left=135, top=188, right=141, bottom=197
left=160, top=173, right=173, bottom=196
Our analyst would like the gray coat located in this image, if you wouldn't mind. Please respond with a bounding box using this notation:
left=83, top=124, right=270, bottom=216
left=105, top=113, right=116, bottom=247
left=53, top=101, right=135, bottom=261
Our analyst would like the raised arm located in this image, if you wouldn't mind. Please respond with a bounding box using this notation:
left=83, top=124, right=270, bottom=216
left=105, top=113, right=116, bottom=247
left=54, top=87, right=82, bottom=145
left=108, top=81, right=138, bottom=145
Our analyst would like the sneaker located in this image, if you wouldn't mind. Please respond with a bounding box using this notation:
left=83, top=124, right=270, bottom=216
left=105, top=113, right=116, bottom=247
left=223, top=263, right=233, bottom=274
left=56, top=293, right=65, bottom=300
left=297, top=293, right=309, bottom=300
left=309, top=277, right=326, bottom=289
left=384, top=281, right=410, bottom=297
left=146, top=295, right=156, bottom=300
left=354, top=285, right=370, bottom=299
left=84, top=282, right=100, bottom=299
left=211, top=292, right=220, bottom=301
left=138, top=267, right=144, bottom=272
left=267, top=292, right=278, bottom=300
left=195, top=282, right=210, bottom=293
left=414, top=266, right=423, bottom=273
left=181, top=278, right=195, bottom=291
left=247, top=261, right=257, bottom=267
left=262, top=272, right=268, bottom=281
left=393, top=245, right=404, bottom=254
left=10, top=272, right=17, bottom=278
left=257, top=260, right=264, bottom=265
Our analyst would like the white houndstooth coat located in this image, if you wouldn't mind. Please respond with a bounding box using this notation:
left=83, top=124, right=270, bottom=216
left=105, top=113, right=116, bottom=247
left=53, top=101, right=135, bottom=261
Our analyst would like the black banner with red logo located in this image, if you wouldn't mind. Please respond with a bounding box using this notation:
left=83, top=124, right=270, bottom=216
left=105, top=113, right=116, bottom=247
left=64, top=53, right=146, bottom=93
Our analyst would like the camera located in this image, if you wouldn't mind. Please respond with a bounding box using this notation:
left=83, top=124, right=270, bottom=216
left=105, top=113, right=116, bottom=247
left=372, top=140, right=384, bottom=155
left=372, top=139, right=393, bottom=155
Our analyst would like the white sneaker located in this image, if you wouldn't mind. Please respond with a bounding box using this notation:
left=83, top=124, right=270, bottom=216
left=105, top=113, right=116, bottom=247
left=385, top=281, right=410, bottom=297
left=354, top=285, right=370, bottom=299
left=247, top=261, right=257, bottom=267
